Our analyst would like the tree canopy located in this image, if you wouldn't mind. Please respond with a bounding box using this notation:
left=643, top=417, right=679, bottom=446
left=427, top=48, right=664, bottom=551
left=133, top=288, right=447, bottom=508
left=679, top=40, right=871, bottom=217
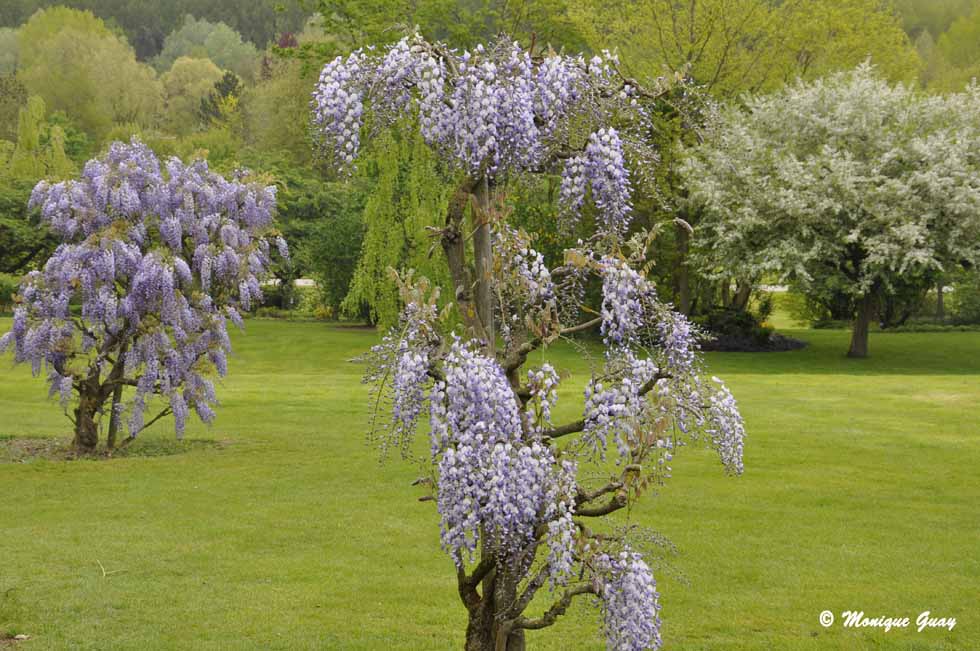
left=570, top=0, right=920, bottom=96
left=153, top=14, right=258, bottom=81
left=17, top=7, right=161, bottom=139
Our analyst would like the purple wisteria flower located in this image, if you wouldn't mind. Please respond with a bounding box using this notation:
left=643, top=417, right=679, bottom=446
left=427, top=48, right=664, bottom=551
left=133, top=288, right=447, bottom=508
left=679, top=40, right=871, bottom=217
left=429, top=338, right=577, bottom=567
left=599, top=256, right=654, bottom=346
left=595, top=548, right=663, bottom=651
left=1, top=139, right=285, bottom=448
left=559, top=129, right=633, bottom=235
left=311, top=34, right=636, bottom=213
left=340, top=33, right=741, bottom=651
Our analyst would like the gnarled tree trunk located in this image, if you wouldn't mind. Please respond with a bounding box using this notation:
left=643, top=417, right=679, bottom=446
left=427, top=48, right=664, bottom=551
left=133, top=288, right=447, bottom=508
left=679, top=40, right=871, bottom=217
left=73, top=383, right=101, bottom=451
left=847, top=292, right=875, bottom=358
left=464, top=567, right=525, bottom=651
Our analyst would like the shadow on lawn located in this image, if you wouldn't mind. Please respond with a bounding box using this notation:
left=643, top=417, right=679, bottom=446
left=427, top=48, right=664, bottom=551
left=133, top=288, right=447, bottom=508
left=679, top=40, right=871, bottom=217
left=703, top=328, right=980, bottom=376
left=0, top=435, right=225, bottom=463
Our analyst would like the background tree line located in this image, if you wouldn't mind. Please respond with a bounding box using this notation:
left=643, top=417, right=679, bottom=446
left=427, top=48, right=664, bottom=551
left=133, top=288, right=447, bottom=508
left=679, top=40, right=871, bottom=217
left=3, top=0, right=980, bottom=340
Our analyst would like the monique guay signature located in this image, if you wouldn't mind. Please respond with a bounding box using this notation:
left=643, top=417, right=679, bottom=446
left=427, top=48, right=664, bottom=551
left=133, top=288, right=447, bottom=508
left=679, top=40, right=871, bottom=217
left=838, top=610, right=957, bottom=632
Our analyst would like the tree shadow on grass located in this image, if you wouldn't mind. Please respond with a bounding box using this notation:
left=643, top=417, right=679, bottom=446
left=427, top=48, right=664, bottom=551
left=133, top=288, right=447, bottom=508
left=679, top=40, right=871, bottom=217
left=0, top=435, right=225, bottom=463
left=703, top=328, right=980, bottom=376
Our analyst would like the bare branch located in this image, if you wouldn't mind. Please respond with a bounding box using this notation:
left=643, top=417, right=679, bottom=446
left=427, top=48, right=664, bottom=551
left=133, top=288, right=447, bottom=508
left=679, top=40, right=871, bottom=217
left=559, top=316, right=602, bottom=336
left=575, top=490, right=628, bottom=518
left=543, top=370, right=669, bottom=440
left=576, top=481, right=624, bottom=506
left=513, top=583, right=597, bottom=630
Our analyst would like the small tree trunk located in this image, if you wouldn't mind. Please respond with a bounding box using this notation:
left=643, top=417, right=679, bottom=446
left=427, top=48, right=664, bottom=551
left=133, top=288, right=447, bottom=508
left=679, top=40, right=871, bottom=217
left=73, top=387, right=101, bottom=451
left=675, top=223, right=691, bottom=315
left=105, top=384, right=124, bottom=450
left=847, top=293, right=875, bottom=358
left=472, top=177, right=494, bottom=351
left=733, top=281, right=752, bottom=311
left=720, top=280, right=731, bottom=308
left=936, top=279, right=945, bottom=321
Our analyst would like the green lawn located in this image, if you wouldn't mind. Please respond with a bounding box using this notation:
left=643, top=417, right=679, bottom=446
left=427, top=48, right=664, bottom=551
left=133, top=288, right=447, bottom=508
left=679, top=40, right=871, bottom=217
left=0, top=318, right=977, bottom=650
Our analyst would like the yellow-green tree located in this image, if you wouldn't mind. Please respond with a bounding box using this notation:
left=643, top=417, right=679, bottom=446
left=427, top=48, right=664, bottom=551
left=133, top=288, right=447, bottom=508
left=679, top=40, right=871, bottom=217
left=571, top=0, right=920, bottom=96
left=160, top=56, right=224, bottom=135
left=930, top=4, right=980, bottom=91
left=17, top=7, right=162, bottom=140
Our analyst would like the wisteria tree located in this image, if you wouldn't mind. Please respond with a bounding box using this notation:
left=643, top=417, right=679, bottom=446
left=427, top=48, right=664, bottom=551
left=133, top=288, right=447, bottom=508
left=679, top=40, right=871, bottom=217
left=682, top=65, right=980, bottom=357
left=313, top=35, right=745, bottom=650
left=0, top=140, right=287, bottom=451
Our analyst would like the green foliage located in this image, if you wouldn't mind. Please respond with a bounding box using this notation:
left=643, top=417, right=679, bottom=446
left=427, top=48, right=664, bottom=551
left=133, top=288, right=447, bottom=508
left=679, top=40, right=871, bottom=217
left=304, top=198, right=367, bottom=315
left=0, top=175, right=55, bottom=274
left=234, top=151, right=369, bottom=313
left=0, top=26, right=16, bottom=73
left=693, top=306, right=774, bottom=350
left=153, top=14, right=258, bottom=81
left=0, top=1, right=307, bottom=60
left=241, top=58, right=317, bottom=165
left=16, top=6, right=114, bottom=68
left=161, top=56, right=224, bottom=135
left=17, top=7, right=162, bottom=140
left=39, top=110, right=91, bottom=162
left=0, top=74, right=26, bottom=141
left=893, top=0, right=975, bottom=40
left=341, top=126, right=453, bottom=328
left=930, top=4, right=980, bottom=91
left=0, top=273, right=18, bottom=312
left=293, top=0, right=588, bottom=65
left=571, top=0, right=920, bottom=96
left=5, top=95, right=74, bottom=180
left=199, top=70, right=242, bottom=126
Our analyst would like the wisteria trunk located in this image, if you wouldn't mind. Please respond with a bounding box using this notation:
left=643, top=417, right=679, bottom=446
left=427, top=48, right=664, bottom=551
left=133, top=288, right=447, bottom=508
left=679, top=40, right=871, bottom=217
left=847, top=292, right=875, bottom=358
left=73, top=388, right=101, bottom=451
left=936, top=279, right=945, bottom=321
left=472, top=178, right=494, bottom=349
left=464, top=581, right=525, bottom=651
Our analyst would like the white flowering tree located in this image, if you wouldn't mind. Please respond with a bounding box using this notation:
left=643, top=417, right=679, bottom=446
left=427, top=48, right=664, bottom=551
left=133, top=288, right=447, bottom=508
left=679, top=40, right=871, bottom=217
left=682, top=64, right=980, bottom=357
left=313, top=35, right=745, bottom=650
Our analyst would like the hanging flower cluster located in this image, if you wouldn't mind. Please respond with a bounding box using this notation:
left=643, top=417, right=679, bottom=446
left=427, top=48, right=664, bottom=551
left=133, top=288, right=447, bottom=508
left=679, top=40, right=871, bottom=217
left=525, top=363, right=560, bottom=430
left=1, top=139, right=283, bottom=444
left=705, top=378, right=746, bottom=475
left=583, top=352, right=660, bottom=460
left=595, top=549, right=663, bottom=651
left=599, top=256, right=654, bottom=346
left=429, top=338, right=577, bottom=566
left=365, top=300, right=440, bottom=456
left=311, top=51, right=366, bottom=172
left=312, top=35, right=636, bottom=203
left=559, top=128, right=633, bottom=235
left=493, top=226, right=558, bottom=345
left=544, top=459, right=579, bottom=588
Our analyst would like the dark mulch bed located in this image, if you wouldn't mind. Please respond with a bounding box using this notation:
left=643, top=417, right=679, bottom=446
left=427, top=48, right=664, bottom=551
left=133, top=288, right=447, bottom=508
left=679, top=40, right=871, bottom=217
left=701, top=332, right=808, bottom=353
left=0, top=436, right=225, bottom=463
left=0, top=635, right=30, bottom=647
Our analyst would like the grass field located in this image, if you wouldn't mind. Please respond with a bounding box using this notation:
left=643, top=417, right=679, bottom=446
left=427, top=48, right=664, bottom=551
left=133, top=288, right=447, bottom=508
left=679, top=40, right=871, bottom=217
left=0, top=317, right=977, bottom=650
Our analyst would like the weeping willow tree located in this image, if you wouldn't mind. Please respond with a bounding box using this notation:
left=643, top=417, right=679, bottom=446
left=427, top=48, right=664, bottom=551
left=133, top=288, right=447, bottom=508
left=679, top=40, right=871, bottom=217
left=342, top=122, right=454, bottom=328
